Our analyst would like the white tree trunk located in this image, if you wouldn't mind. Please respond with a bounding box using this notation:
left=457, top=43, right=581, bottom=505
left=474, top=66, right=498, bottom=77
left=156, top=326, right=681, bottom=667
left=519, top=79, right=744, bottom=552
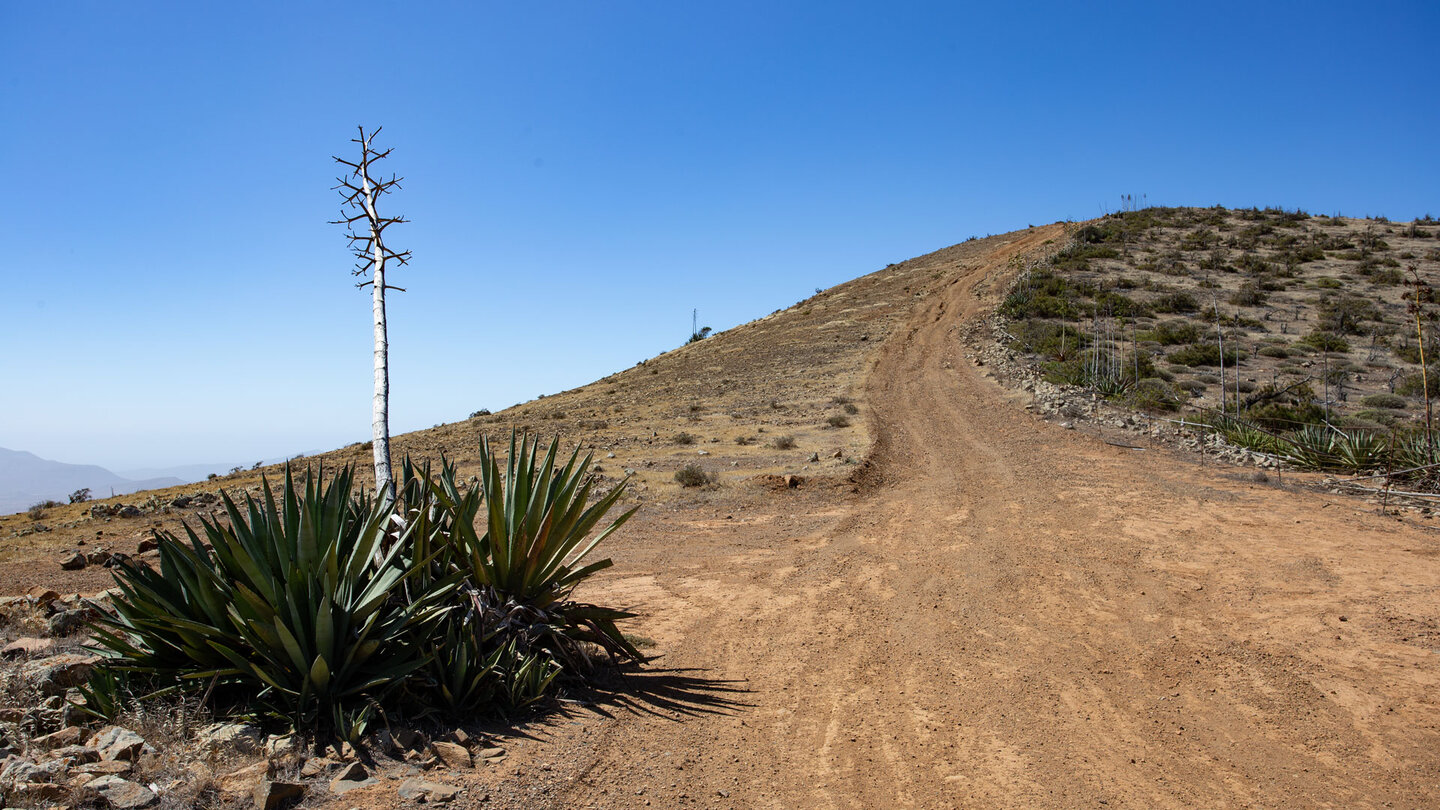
left=360, top=172, right=394, bottom=500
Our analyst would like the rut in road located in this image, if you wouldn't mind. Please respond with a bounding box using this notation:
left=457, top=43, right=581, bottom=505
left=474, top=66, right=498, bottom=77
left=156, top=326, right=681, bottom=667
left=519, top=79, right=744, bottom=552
left=562, top=226, right=1439, bottom=809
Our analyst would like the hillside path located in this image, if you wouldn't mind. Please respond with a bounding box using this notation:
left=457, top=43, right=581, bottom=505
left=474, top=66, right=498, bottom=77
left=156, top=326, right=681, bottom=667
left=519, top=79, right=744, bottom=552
left=562, top=227, right=1440, bottom=808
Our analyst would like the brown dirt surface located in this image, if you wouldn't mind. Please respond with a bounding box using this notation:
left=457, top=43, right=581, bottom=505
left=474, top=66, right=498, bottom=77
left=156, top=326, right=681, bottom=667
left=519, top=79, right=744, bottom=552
left=5, top=224, right=1438, bottom=808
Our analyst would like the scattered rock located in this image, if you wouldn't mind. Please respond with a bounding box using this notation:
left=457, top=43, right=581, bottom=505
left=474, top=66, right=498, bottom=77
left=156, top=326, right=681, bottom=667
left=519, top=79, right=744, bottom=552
left=116, top=506, right=143, bottom=519
left=807, top=452, right=820, bottom=462
left=86, top=549, right=113, bottom=566
left=25, top=587, right=61, bottom=605
left=74, top=759, right=133, bottom=776
left=88, top=726, right=146, bottom=762
left=168, top=497, right=191, bottom=509
left=7, top=781, right=69, bottom=804
left=87, top=774, right=158, bottom=808
left=784, top=474, right=803, bottom=489
left=216, top=761, right=271, bottom=797
left=253, top=780, right=305, bottom=810
left=2, top=757, right=68, bottom=784
left=136, top=537, right=159, bottom=553
left=47, top=744, right=99, bottom=765
left=24, top=653, right=100, bottom=696
left=60, top=552, right=87, bottom=570
left=2, top=637, right=55, bottom=659
left=48, top=607, right=99, bottom=637
left=428, top=741, right=471, bottom=769
left=264, top=733, right=299, bottom=759
left=397, top=777, right=463, bottom=803
left=329, top=760, right=377, bottom=794
left=31, top=726, right=86, bottom=750
left=476, top=746, right=506, bottom=761
left=197, top=722, right=265, bottom=756
left=299, top=757, right=336, bottom=778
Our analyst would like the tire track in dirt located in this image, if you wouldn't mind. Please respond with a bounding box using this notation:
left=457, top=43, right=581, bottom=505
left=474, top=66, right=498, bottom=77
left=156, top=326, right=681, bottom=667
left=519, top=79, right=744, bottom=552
left=562, top=226, right=1440, bottom=809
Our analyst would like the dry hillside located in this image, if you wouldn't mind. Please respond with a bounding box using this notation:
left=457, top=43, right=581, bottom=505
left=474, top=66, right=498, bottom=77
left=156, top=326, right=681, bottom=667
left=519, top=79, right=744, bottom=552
left=1, top=220, right=1437, bottom=809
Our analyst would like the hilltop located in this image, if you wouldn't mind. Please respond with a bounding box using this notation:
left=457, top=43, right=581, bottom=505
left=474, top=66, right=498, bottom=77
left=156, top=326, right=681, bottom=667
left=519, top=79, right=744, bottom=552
left=0, top=218, right=1435, bottom=809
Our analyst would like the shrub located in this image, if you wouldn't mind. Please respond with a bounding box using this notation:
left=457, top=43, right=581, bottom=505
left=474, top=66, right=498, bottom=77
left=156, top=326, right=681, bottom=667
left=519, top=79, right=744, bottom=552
left=1130, top=379, right=1183, bottom=412
left=1168, top=344, right=1243, bottom=367
left=1139, top=320, right=1200, bottom=346
left=771, top=435, right=797, bottom=450
left=673, top=465, right=714, bottom=488
left=1152, top=292, right=1199, bottom=314
left=1229, top=283, right=1267, bottom=307
left=69, top=488, right=92, bottom=504
left=1362, top=393, right=1408, bottom=409
left=1317, top=295, right=1382, bottom=334
left=843, top=403, right=859, bottom=415
left=1397, top=372, right=1440, bottom=398
left=1300, top=331, right=1350, bottom=353
left=1010, top=319, right=1089, bottom=358
left=1257, top=345, right=1290, bottom=358
left=825, top=415, right=851, bottom=428
left=673, top=432, right=697, bottom=445
left=734, top=435, right=756, bottom=446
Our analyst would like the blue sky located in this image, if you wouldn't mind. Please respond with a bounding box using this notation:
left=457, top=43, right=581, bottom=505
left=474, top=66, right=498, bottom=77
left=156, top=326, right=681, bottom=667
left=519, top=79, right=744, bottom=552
left=1, top=1, right=1435, bottom=470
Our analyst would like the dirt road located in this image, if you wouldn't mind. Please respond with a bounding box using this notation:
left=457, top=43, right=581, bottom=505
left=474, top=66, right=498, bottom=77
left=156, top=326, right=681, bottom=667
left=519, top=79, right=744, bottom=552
left=561, top=227, right=1439, bottom=808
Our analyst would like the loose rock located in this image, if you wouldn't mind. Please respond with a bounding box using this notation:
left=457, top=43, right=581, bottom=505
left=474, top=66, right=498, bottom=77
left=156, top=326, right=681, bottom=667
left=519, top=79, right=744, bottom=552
left=87, top=774, right=159, bottom=809
left=428, top=741, right=471, bottom=769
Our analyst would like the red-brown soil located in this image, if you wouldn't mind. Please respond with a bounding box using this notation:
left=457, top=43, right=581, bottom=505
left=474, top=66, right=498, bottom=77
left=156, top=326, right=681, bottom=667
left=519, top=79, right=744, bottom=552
left=5, top=224, right=1437, bottom=808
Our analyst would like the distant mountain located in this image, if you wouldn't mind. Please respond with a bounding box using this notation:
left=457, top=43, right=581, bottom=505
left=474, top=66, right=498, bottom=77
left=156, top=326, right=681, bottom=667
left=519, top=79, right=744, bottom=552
left=0, top=447, right=184, bottom=514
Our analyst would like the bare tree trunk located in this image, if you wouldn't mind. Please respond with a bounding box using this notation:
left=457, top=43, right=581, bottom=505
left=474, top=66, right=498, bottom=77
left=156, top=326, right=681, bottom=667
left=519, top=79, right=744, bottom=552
left=333, top=126, right=410, bottom=502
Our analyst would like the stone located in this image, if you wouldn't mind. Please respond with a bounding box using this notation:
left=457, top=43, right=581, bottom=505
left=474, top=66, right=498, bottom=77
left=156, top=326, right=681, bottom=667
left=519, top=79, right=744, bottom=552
left=397, top=777, right=463, bottom=803
left=216, top=761, right=271, bottom=797
left=8, top=781, right=68, bottom=804
left=476, top=747, right=505, bottom=760
left=328, top=760, right=377, bottom=794
left=31, top=726, right=86, bottom=750
left=197, top=722, right=265, bottom=756
left=427, top=741, right=471, bottom=769
left=2, top=757, right=68, bottom=783
left=74, top=760, right=133, bottom=776
left=86, top=550, right=113, bottom=565
left=87, top=774, right=158, bottom=808
left=832, top=449, right=844, bottom=459
left=88, top=726, right=146, bottom=762
left=60, top=552, right=87, bottom=570
left=23, top=653, right=100, bottom=696
left=117, top=506, right=143, bottom=519
left=264, top=733, right=300, bottom=758
left=25, top=587, right=61, bottom=605
left=47, top=744, right=99, bottom=765
left=1, top=637, right=55, bottom=658
left=136, top=537, right=159, bottom=553
left=48, top=607, right=98, bottom=636
left=783, top=474, right=803, bottom=489
left=253, top=780, right=305, bottom=810
left=299, top=757, right=335, bottom=778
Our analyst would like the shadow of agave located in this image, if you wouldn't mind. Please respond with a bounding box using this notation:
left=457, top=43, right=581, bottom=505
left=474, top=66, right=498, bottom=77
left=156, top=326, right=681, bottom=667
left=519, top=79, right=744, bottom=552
left=564, top=664, right=753, bottom=720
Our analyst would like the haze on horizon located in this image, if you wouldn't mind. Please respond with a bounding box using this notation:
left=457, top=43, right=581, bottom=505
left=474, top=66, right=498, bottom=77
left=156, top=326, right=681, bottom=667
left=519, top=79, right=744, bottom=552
left=2, top=1, right=1434, bottom=471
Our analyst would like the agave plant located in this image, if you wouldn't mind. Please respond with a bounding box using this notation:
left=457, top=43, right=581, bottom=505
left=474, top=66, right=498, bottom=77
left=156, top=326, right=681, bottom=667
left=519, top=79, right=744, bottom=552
left=1332, top=430, right=1391, bottom=473
left=92, top=466, right=454, bottom=739
left=1281, top=425, right=1340, bottom=470
left=410, top=433, right=640, bottom=710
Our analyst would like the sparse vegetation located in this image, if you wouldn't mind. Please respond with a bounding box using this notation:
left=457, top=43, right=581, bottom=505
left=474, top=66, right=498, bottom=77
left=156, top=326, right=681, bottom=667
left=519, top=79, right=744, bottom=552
left=674, top=464, right=716, bottom=488
left=771, top=435, right=797, bottom=450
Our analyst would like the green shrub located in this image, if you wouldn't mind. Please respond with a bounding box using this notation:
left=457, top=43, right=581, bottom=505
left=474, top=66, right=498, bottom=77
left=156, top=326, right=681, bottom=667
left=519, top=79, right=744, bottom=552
left=1317, top=295, right=1382, bottom=334
left=1257, top=345, right=1290, bottom=358
left=1139, top=320, right=1201, bottom=345
left=1010, top=320, right=1089, bottom=358
left=1397, top=372, right=1440, bottom=398
left=1168, top=344, right=1243, bottom=367
left=1361, top=393, right=1408, bottom=409
left=1228, top=282, right=1267, bottom=307
left=1153, top=292, right=1200, bottom=314
left=1300, top=331, right=1350, bottom=353
left=1130, top=378, right=1183, bottom=412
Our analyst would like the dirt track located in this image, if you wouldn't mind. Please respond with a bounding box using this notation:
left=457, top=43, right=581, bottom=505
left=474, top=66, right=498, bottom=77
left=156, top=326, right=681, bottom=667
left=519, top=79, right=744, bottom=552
left=557, top=227, right=1439, bottom=808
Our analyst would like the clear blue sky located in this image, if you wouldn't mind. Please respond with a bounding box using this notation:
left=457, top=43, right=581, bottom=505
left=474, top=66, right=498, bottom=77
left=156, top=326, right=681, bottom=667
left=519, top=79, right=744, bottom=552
left=2, top=1, right=1435, bottom=470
